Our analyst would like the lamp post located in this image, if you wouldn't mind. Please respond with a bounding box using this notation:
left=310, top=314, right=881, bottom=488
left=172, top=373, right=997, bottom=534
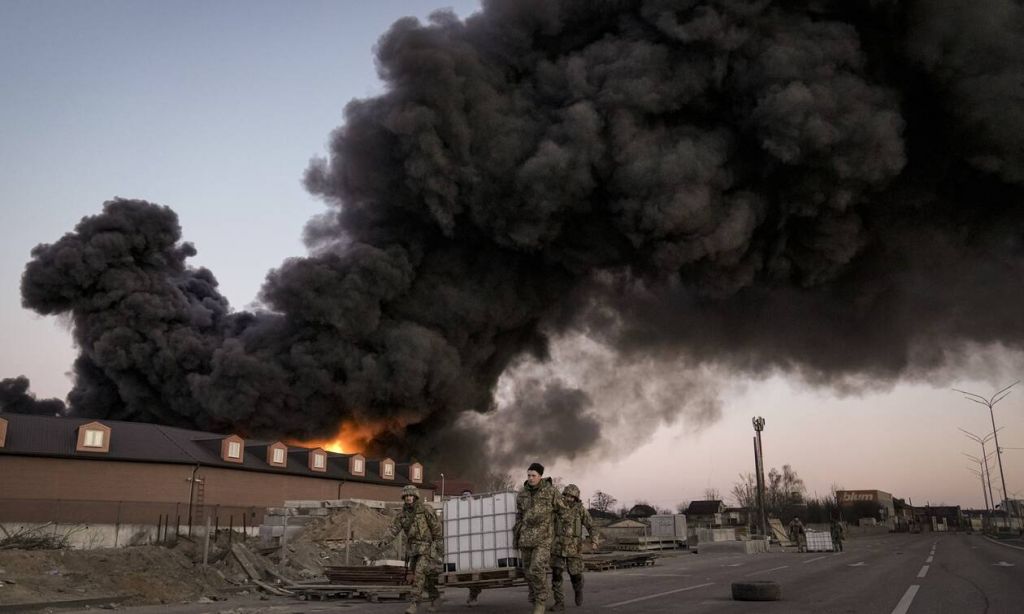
left=954, top=382, right=1017, bottom=528
left=752, top=417, right=768, bottom=538
left=959, top=428, right=998, bottom=519
left=963, top=453, right=993, bottom=511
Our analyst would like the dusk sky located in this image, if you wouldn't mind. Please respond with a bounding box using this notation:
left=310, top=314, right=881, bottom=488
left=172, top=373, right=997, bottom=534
left=2, top=0, right=1022, bottom=512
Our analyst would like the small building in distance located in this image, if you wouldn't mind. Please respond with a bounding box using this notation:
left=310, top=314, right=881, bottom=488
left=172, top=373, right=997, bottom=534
left=686, top=500, right=725, bottom=528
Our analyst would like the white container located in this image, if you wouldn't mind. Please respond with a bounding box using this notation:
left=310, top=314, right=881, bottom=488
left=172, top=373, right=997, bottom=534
left=650, top=514, right=688, bottom=538
left=443, top=491, right=519, bottom=572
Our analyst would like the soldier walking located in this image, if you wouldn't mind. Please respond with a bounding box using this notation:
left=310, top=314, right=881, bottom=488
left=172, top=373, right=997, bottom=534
left=550, top=484, right=596, bottom=610
left=788, top=517, right=805, bottom=552
left=515, top=462, right=564, bottom=614
left=830, top=518, right=845, bottom=552
left=379, top=485, right=443, bottom=614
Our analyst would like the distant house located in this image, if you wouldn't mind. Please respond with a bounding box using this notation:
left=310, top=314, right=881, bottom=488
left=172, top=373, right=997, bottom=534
left=686, top=500, right=725, bottom=527
left=626, top=504, right=657, bottom=519
left=601, top=518, right=647, bottom=542
left=588, top=508, right=620, bottom=523
left=723, top=507, right=750, bottom=527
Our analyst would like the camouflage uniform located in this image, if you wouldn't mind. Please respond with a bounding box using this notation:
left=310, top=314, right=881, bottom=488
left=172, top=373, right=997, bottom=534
left=515, top=476, right=564, bottom=610
left=550, top=484, right=594, bottom=609
left=380, top=485, right=442, bottom=613
left=830, top=520, right=845, bottom=552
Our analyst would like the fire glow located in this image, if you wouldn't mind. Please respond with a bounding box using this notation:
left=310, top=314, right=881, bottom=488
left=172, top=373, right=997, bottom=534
left=285, top=420, right=389, bottom=454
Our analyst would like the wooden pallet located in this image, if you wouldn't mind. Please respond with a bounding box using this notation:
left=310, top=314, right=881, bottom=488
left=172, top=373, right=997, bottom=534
left=583, top=553, right=657, bottom=572
left=323, top=565, right=411, bottom=586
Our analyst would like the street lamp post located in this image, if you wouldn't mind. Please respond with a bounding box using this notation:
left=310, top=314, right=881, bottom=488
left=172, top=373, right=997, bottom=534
left=960, top=428, right=998, bottom=519
left=752, top=417, right=768, bottom=538
left=954, top=382, right=1018, bottom=529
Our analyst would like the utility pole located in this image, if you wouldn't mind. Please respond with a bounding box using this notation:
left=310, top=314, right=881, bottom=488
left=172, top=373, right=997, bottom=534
left=965, top=466, right=989, bottom=511
left=752, top=417, right=768, bottom=538
left=960, top=428, right=998, bottom=519
left=954, top=382, right=1017, bottom=528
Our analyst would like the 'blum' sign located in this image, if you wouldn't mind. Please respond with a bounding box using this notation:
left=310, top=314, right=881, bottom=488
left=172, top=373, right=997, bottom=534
left=838, top=491, right=878, bottom=503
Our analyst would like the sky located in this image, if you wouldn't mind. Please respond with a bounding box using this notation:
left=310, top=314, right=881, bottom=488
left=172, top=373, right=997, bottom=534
left=1, top=0, right=1022, bottom=511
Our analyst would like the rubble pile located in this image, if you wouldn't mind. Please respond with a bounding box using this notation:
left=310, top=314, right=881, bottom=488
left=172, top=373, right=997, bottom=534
left=0, top=500, right=402, bottom=608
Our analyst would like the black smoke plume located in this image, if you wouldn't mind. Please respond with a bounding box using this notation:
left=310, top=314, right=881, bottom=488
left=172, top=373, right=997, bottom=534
left=15, top=0, right=1024, bottom=477
left=0, top=377, right=66, bottom=416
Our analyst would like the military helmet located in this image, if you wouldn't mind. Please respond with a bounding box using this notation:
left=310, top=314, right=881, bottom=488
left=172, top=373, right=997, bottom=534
left=402, top=485, right=420, bottom=498
left=563, top=484, right=581, bottom=499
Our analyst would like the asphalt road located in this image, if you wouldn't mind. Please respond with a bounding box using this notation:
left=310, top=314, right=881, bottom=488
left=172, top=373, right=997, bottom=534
left=58, top=533, right=1023, bottom=614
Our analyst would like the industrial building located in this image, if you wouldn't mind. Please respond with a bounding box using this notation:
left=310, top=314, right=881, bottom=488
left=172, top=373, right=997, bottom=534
left=0, top=413, right=429, bottom=536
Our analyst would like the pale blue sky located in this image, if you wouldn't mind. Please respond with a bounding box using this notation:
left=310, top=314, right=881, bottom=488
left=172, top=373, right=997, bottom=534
left=1, top=0, right=1021, bottom=509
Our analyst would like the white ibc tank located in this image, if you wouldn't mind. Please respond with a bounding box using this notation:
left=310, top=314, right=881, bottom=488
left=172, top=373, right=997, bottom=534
left=443, top=491, right=519, bottom=572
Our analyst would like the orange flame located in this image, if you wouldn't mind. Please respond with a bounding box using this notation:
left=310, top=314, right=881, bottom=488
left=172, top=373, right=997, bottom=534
left=285, top=420, right=393, bottom=454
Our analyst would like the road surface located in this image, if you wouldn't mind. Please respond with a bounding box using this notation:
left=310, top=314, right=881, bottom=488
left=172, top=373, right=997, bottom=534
left=56, top=532, right=1024, bottom=614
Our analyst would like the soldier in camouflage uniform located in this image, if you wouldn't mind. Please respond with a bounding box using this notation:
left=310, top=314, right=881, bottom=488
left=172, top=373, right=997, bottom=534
left=515, top=462, right=565, bottom=614
left=550, top=484, right=596, bottom=610
left=379, top=485, right=443, bottom=614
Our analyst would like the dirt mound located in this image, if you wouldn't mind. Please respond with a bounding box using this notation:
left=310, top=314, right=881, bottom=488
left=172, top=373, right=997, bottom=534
left=0, top=544, right=231, bottom=606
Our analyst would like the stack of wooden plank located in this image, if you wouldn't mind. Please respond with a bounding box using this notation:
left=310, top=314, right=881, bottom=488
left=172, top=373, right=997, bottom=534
left=582, top=552, right=657, bottom=572
left=324, top=565, right=410, bottom=586
left=616, top=536, right=685, bottom=551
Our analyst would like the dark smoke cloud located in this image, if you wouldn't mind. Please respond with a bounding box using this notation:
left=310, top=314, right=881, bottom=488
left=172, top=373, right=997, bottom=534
left=0, top=376, right=66, bottom=416
left=14, top=0, right=1024, bottom=479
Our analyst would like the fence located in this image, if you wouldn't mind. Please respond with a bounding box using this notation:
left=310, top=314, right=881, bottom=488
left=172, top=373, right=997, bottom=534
left=0, top=498, right=265, bottom=549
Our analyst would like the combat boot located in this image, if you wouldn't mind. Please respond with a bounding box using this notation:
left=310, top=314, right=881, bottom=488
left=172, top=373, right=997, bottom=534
left=427, top=597, right=444, bottom=612
left=404, top=602, right=418, bottom=614
left=550, top=601, right=565, bottom=611
left=531, top=602, right=545, bottom=614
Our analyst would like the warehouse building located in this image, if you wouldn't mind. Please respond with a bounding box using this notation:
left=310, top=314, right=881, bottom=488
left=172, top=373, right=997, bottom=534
left=0, top=413, right=430, bottom=539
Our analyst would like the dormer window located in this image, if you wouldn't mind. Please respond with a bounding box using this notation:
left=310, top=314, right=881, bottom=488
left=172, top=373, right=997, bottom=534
left=220, top=435, right=245, bottom=464
left=75, top=421, right=111, bottom=453
left=410, top=463, right=423, bottom=483
left=266, top=441, right=288, bottom=467
left=349, top=454, right=365, bottom=476
left=84, top=429, right=104, bottom=447
left=309, top=448, right=327, bottom=472
left=381, top=458, right=395, bottom=480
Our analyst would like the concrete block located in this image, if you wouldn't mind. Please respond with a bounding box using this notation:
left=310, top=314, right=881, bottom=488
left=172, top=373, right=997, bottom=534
left=262, top=515, right=314, bottom=527
left=284, top=500, right=325, bottom=509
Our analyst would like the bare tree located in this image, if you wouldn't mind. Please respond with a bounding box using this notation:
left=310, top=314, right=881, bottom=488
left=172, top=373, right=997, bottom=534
left=591, top=491, right=618, bottom=513
left=676, top=501, right=690, bottom=514
left=765, top=465, right=806, bottom=516
left=479, top=471, right=516, bottom=492
left=703, top=488, right=721, bottom=501
left=731, top=473, right=757, bottom=509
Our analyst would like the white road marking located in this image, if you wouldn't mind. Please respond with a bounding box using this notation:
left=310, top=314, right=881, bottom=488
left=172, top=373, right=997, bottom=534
left=620, top=573, right=694, bottom=577
left=993, top=561, right=1015, bottom=567
left=984, top=536, right=1024, bottom=551
left=802, top=556, right=828, bottom=564
left=917, top=565, right=929, bottom=578
left=603, top=582, right=715, bottom=608
left=891, top=585, right=920, bottom=614
left=848, top=562, right=866, bottom=567
left=747, top=565, right=789, bottom=576
left=926, top=556, right=933, bottom=563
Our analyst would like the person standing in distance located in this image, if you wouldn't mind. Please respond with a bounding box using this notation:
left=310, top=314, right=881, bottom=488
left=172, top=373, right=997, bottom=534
left=514, top=462, right=564, bottom=614
left=550, top=484, right=596, bottom=610
left=379, top=485, right=443, bottom=614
